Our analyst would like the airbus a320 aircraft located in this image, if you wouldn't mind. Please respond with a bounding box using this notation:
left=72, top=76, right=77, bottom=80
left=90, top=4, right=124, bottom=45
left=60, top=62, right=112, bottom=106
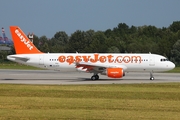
left=7, top=26, right=175, bottom=80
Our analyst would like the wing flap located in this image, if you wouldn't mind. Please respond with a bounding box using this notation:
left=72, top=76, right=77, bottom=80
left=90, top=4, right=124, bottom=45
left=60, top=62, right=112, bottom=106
left=75, top=62, right=127, bottom=73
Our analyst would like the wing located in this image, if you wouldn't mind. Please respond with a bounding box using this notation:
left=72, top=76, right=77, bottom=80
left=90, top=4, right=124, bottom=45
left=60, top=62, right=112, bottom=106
left=75, top=62, right=127, bottom=73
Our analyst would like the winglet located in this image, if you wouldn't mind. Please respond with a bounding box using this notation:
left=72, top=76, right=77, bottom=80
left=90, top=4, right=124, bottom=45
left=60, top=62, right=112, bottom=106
left=10, top=26, right=43, bottom=54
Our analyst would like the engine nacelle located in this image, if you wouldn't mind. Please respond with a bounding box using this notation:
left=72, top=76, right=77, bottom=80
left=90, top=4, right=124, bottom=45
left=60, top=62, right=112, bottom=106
left=101, top=68, right=125, bottom=78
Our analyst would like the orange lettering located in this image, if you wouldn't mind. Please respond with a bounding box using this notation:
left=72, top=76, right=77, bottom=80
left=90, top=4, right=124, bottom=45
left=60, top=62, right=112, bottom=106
left=131, top=56, right=141, bottom=63
left=58, top=56, right=66, bottom=63
left=58, top=54, right=141, bottom=64
left=75, top=56, right=81, bottom=63
left=107, top=55, right=114, bottom=63
left=82, top=56, right=91, bottom=62
left=115, top=56, right=123, bottom=63
left=99, top=56, right=106, bottom=63
left=123, top=56, right=130, bottom=63
left=66, top=56, right=74, bottom=65
left=90, top=54, right=99, bottom=63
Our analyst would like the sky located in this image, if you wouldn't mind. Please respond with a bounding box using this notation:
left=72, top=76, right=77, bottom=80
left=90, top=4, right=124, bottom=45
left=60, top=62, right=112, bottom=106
left=0, top=0, right=180, bottom=38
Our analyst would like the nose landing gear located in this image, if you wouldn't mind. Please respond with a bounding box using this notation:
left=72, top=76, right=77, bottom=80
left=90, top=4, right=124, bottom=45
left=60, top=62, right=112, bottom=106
left=150, top=72, right=155, bottom=80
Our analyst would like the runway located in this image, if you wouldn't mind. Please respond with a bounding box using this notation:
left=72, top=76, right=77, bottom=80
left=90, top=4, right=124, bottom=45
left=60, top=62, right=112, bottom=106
left=0, top=69, right=180, bottom=85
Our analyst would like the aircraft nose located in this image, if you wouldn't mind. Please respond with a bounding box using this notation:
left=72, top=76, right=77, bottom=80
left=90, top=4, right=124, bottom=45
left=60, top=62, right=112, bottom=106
left=170, top=62, right=175, bottom=69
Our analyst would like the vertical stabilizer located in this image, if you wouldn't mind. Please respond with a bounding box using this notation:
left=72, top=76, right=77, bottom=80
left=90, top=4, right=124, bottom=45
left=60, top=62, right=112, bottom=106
left=10, top=26, right=42, bottom=54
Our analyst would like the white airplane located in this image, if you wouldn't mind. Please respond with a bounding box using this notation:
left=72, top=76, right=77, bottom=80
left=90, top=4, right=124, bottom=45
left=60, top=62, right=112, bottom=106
left=7, top=26, right=175, bottom=80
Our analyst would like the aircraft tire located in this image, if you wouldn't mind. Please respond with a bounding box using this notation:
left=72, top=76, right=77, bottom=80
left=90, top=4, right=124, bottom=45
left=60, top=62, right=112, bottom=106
left=91, top=76, right=96, bottom=81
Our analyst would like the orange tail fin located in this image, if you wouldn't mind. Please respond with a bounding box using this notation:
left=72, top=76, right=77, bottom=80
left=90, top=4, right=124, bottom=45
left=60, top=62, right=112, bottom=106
left=10, top=26, right=43, bottom=54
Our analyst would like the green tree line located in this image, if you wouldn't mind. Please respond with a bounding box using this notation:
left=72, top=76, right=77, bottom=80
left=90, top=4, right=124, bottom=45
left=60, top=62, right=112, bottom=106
left=1, top=21, right=180, bottom=66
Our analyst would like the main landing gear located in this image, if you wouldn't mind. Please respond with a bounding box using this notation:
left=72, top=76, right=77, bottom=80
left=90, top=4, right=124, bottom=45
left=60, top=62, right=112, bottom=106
left=90, top=72, right=155, bottom=81
left=150, top=72, right=155, bottom=80
left=91, top=74, right=99, bottom=80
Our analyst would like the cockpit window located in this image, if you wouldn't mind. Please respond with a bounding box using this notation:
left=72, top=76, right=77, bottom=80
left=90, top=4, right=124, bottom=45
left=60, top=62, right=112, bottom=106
left=160, top=58, right=169, bottom=62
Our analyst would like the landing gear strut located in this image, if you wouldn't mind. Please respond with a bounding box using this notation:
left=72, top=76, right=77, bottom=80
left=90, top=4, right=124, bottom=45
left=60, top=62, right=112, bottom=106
left=91, top=74, right=99, bottom=80
left=150, top=72, right=155, bottom=80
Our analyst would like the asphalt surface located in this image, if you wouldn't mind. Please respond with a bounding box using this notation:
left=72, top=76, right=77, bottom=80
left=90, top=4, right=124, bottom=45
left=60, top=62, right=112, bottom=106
left=0, top=69, right=179, bottom=85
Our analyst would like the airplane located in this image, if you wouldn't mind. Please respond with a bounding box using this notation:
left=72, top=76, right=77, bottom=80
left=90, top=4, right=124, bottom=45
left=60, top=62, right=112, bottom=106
left=7, top=26, right=175, bottom=80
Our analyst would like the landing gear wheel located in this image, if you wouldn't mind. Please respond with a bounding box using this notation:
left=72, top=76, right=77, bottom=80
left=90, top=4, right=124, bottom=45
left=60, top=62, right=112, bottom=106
left=95, top=75, right=99, bottom=80
left=150, top=72, right=155, bottom=81
left=91, top=76, right=96, bottom=81
left=91, top=74, right=99, bottom=81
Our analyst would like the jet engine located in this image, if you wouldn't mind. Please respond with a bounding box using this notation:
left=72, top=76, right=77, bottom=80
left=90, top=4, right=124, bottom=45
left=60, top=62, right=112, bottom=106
left=101, top=68, right=125, bottom=78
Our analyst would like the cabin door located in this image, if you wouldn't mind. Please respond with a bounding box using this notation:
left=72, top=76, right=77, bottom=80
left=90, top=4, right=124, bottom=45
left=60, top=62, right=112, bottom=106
left=39, top=55, right=44, bottom=65
left=149, top=55, right=155, bottom=66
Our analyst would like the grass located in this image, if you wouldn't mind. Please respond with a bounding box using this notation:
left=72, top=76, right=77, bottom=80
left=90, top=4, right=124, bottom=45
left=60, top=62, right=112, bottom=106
left=0, top=83, right=180, bottom=119
left=0, top=63, right=42, bottom=70
left=167, top=67, right=180, bottom=73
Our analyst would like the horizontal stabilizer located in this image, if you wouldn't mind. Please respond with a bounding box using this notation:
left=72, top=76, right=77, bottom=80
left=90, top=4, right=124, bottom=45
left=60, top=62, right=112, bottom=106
left=7, top=55, right=30, bottom=62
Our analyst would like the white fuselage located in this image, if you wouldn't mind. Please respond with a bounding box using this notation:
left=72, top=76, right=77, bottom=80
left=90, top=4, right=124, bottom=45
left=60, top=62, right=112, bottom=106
left=7, top=53, right=175, bottom=73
